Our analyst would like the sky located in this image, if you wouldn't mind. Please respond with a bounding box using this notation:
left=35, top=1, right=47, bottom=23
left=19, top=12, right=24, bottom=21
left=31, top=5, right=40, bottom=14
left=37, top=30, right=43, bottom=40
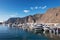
left=0, top=0, right=60, bottom=22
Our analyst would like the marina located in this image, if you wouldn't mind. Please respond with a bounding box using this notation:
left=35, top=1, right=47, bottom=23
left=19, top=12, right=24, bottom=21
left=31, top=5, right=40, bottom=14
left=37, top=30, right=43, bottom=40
left=2, top=23, right=60, bottom=37
left=0, top=0, right=60, bottom=40
left=0, top=23, right=60, bottom=40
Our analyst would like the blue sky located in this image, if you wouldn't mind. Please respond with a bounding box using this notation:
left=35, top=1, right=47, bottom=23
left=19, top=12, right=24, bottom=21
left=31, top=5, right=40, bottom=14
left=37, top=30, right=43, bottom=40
left=0, top=0, right=60, bottom=22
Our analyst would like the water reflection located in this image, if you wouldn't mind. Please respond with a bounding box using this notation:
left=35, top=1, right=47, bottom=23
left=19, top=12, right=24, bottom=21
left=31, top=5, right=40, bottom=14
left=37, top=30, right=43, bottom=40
left=0, top=25, right=60, bottom=40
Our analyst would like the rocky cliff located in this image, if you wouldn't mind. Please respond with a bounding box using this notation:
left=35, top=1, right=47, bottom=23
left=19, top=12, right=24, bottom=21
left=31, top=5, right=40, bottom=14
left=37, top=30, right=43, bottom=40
left=40, top=7, right=60, bottom=23
left=5, top=7, right=60, bottom=24
left=5, top=14, right=43, bottom=24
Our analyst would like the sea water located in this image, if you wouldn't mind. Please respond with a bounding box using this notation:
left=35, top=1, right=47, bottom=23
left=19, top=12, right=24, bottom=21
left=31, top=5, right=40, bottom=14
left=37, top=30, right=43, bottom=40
left=0, top=25, right=59, bottom=40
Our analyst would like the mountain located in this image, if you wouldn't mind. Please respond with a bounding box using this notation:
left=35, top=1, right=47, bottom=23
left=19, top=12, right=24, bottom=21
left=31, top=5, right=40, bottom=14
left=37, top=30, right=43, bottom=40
left=33, top=14, right=43, bottom=23
left=5, top=7, right=60, bottom=24
left=5, top=14, right=43, bottom=24
left=40, top=7, right=60, bottom=23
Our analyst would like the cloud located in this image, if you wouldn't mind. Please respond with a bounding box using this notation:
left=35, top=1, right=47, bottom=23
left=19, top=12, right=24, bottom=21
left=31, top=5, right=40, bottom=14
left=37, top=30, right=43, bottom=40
left=39, top=6, right=41, bottom=8
left=41, top=5, right=47, bottom=9
left=35, top=6, right=38, bottom=9
left=30, top=7, right=34, bottom=10
left=10, top=15, right=17, bottom=17
left=9, top=12, right=18, bottom=17
left=23, top=10, right=30, bottom=13
left=30, top=6, right=38, bottom=10
left=30, top=5, right=47, bottom=10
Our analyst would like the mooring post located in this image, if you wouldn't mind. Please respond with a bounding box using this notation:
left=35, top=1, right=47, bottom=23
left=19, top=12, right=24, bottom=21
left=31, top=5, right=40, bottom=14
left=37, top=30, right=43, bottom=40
left=43, top=30, right=46, bottom=34
left=56, top=27, right=58, bottom=36
left=53, top=29, right=55, bottom=35
left=49, top=29, right=51, bottom=34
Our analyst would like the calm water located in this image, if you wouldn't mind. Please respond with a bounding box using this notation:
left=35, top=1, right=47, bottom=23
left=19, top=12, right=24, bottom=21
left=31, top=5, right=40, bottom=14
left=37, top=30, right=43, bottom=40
left=0, top=25, right=58, bottom=40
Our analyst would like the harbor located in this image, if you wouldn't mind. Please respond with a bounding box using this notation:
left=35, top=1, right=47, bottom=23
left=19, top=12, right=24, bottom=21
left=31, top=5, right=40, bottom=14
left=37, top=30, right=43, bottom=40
left=0, top=23, right=60, bottom=40
left=2, top=23, right=60, bottom=37
left=0, top=0, right=60, bottom=40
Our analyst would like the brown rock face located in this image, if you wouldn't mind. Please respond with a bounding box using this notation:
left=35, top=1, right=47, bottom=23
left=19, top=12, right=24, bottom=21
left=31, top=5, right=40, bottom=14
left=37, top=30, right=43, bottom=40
left=40, top=7, right=60, bottom=23
left=33, top=14, right=43, bottom=23
left=5, top=7, right=60, bottom=24
left=27, top=15, right=34, bottom=23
